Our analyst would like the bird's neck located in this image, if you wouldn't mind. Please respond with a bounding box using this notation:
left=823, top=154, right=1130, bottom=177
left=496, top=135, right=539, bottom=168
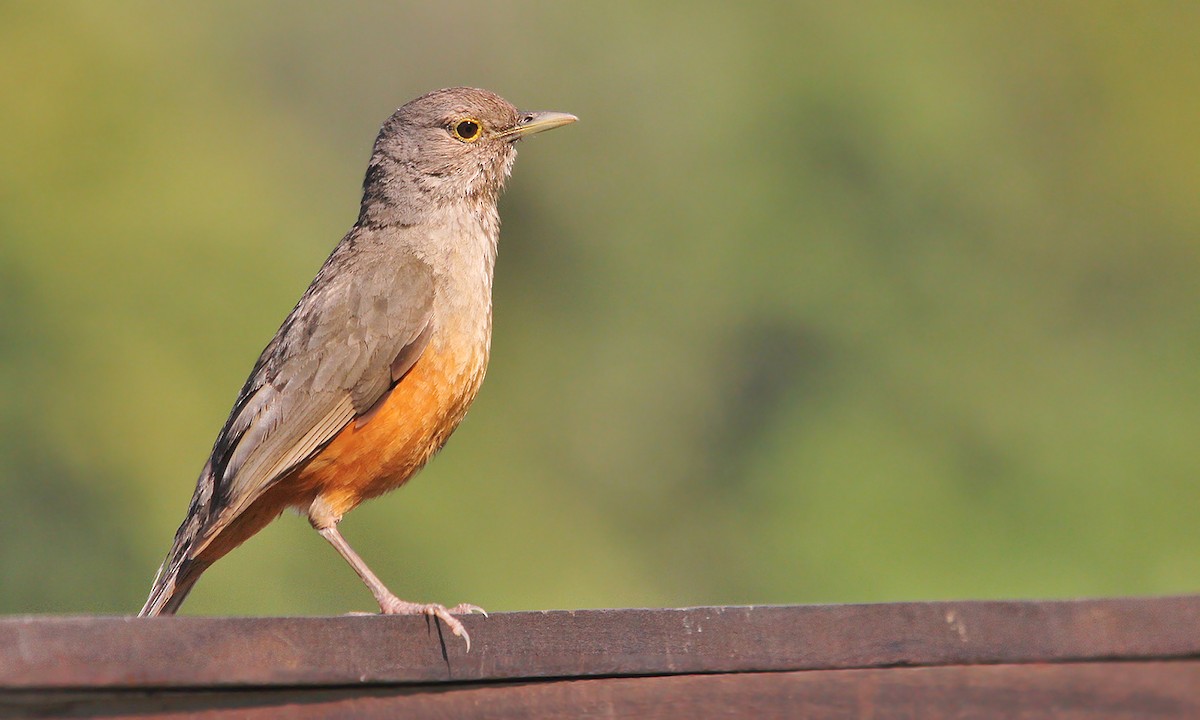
left=423, top=200, right=499, bottom=358
left=356, top=150, right=508, bottom=231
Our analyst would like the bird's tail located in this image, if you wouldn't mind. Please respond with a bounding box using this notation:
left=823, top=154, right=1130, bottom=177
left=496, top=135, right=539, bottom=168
left=138, top=514, right=212, bottom=616
left=139, top=464, right=217, bottom=617
left=138, top=551, right=210, bottom=617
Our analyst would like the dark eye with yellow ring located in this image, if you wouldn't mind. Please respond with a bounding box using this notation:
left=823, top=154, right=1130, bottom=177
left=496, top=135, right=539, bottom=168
left=451, top=118, right=482, bottom=142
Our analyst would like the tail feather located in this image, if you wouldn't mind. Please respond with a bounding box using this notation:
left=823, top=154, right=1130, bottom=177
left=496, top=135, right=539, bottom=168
left=138, top=556, right=209, bottom=617
left=140, top=460, right=288, bottom=616
left=140, top=461, right=218, bottom=617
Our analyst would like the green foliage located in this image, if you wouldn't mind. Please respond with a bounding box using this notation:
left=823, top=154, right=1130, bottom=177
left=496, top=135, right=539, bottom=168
left=2, top=1, right=1197, bottom=614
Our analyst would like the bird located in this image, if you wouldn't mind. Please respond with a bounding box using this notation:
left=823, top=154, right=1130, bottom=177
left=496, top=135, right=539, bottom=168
left=139, top=87, right=576, bottom=649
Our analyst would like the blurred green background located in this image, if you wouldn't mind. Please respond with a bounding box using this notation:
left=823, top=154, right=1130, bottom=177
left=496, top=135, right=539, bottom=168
left=1, top=2, right=1197, bottom=616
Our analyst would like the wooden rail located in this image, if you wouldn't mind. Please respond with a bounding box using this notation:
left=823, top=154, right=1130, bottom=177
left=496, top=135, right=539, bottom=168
left=3, top=596, right=1199, bottom=717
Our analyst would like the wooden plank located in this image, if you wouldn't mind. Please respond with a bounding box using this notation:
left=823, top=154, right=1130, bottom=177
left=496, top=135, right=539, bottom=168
left=3, top=662, right=1197, bottom=719
left=2, top=596, right=1199, bottom=690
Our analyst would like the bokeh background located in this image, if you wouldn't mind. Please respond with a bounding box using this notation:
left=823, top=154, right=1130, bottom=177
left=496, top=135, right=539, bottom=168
left=2, top=2, right=1197, bottom=616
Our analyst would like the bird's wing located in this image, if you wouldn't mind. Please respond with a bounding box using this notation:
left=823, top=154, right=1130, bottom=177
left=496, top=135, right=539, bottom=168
left=199, top=247, right=435, bottom=535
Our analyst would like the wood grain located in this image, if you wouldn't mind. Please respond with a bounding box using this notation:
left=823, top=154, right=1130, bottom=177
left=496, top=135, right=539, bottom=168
left=4, top=597, right=1199, bottom=718
left=4, top=663, right=1197, bottom=719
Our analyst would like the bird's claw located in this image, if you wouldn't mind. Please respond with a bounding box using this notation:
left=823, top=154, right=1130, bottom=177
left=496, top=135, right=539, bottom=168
left=376, top=597, right=486, bottom=652
left=448, top=603, right=488, bottom=617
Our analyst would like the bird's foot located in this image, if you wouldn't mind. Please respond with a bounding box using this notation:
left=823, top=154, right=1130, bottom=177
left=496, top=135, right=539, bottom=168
left=378, top=596, right=487, bottom=651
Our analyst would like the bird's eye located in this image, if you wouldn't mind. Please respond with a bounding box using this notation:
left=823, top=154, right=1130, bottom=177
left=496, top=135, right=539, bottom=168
left=451, top=118, right=482, bottom=142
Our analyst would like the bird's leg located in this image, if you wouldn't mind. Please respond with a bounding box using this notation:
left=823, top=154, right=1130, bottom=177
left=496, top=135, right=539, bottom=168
left=312, top=521, right=484, bottom=650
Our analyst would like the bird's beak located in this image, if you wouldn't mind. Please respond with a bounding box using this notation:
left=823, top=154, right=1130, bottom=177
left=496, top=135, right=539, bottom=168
left=499, top=111, right=578, bottom=140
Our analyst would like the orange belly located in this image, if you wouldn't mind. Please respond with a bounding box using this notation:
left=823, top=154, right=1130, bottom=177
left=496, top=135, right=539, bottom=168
left=293, top=343, right=487, bottom=518
left=193, top=342, right=486, bottom=566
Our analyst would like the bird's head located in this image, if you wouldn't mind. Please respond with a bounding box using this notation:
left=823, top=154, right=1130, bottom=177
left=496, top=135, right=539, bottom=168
left=361, top=87, right=576, bottom=220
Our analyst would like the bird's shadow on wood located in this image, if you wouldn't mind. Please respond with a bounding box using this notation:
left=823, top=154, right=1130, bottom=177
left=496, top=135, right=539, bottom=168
left=430, top=616, right=451, bottom=672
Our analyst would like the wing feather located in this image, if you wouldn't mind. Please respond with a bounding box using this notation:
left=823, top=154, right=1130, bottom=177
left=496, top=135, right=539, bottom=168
left=195, top=242, right=435, bottom=538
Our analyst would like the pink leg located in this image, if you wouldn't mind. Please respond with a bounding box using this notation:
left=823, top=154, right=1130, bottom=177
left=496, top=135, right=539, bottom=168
left=316, top=524, right=486, bottom=650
